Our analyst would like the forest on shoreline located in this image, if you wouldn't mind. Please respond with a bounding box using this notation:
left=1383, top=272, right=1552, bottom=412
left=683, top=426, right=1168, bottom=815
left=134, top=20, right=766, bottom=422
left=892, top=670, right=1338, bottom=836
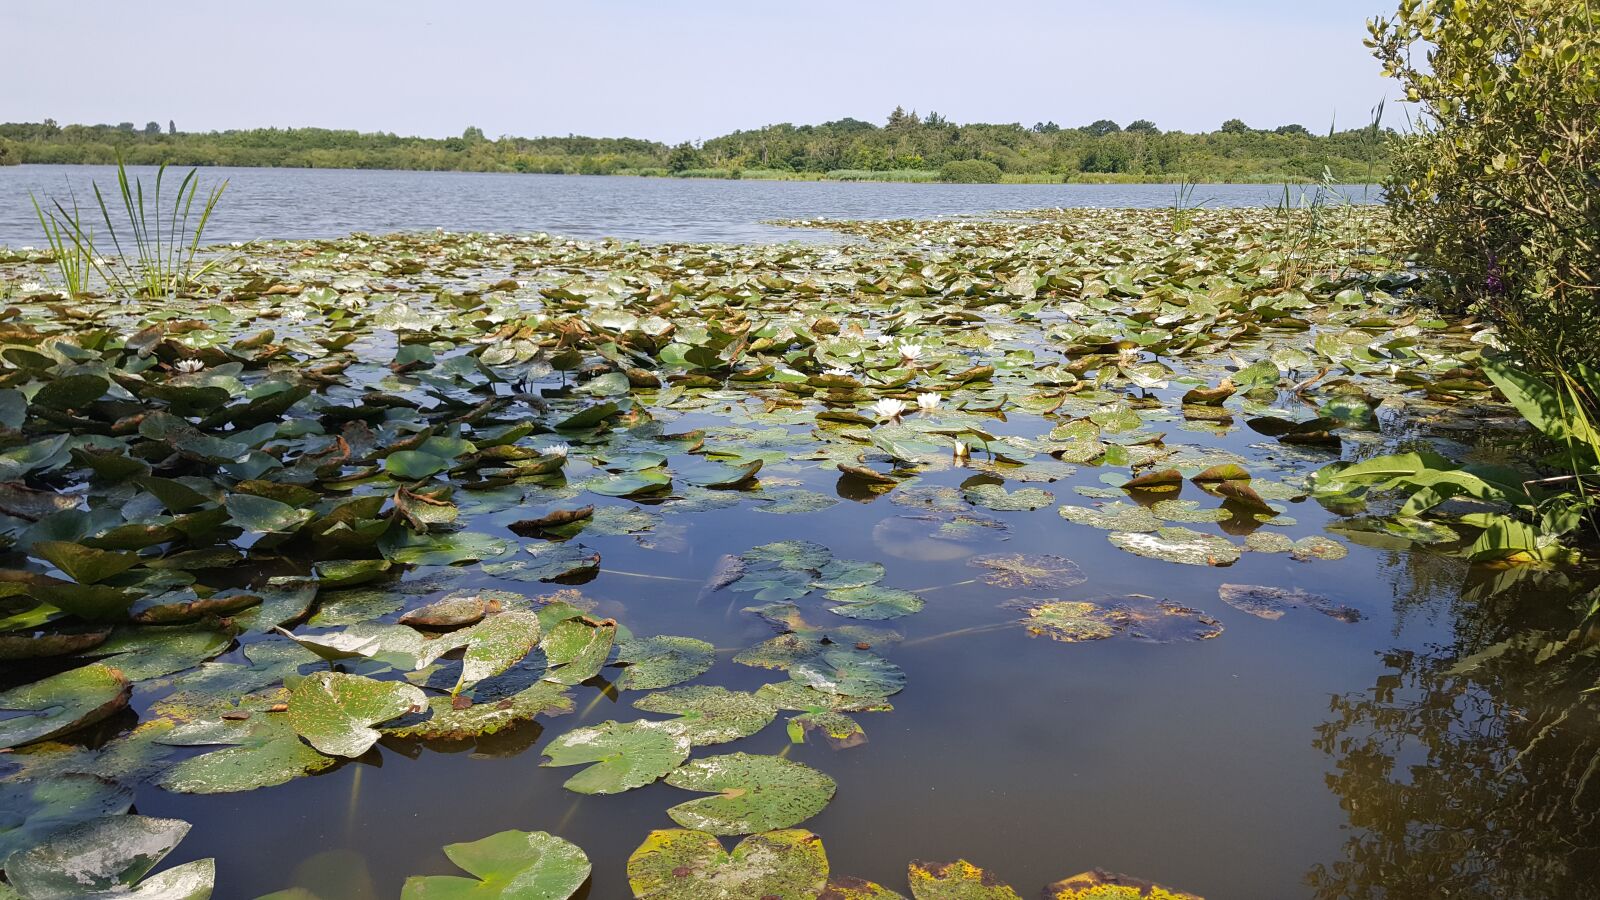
left=0, top=109, right=1389, bottom=183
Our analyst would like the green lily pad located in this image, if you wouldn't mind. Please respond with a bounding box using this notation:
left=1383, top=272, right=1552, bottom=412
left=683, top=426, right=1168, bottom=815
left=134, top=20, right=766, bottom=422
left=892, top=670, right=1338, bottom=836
left=1015, top=601, right=1123, bottom=643
left=612, top=635, right=716, bottom=691
left=633, top=686, right=778, bottom=746
left=969, top=554, right=1087, bottom=589
left=453, top=611, right=542, bottom=693
left=541, top=617, right=617, bottom=686
left=30, top=541, right=139, bottom=585
left=0, top=773, right=134, bottom=863
left=540, top=719, right=690, bottom=795
left=664, top=752, right=837, bottom=835
left=400, top=829, right=590, bottom=900
left=3, top=815, right=214, bottom=900
left=285, top=671, right=427, bottom=758
left=156, top=711, right=339, bottom=794
left=626, top=829, right=829, bottom=900
left=810, top=560, right=886, bottom=591
left=907, top=859, right=1021, bottom=899
left=962, top=484, right=1054, bottom=511
left=824, top=586, right=925, bottom=620
left=0, top=663, right=131, bottom=749
left=384, top=679, right=573, bottom=741
left=1108, top=527, right=1241, bottom=566
left=792, top=649, right=905, bottom=701
left=1057, top=502, right=1161, bottom=532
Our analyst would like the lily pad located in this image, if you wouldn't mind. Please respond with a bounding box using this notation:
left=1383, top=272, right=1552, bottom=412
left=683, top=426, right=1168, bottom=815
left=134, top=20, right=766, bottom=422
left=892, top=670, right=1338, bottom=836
left=824, top=585, right=925, bottom=620
left=0, top=663, right=131, bottom=749
left=792, top=649, right=905, bottom=701
left=627, top=829, right=829, bottom=900
left=540, top=719, right=690, bottom=794
left=286, top=671, right=427, bottom=758
left=612, top=635, right=716, bottom=691
left=633, top=686, right=778, bottom=746
left=1108, top=528, right=1241, bottom=567
left=400, top=829, right=590, bottom=900
left=3, top=814, right=214, bottom=900
left=969, top=554, right=1087, bottom=589
left=664, top=752, right=837, bottom=835
left=907, top=859, right=1022, bottom=899
left=0, top=773, right=135, bottom=863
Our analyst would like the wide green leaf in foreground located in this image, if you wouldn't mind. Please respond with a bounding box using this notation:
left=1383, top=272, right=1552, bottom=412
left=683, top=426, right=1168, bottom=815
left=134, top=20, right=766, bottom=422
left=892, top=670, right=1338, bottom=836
left=627, top=828, right=829, bottom=899
left=664, top=752, right=837, bottom=835
left=285, top=671, right=427, bottom=758
left=401, top=829, right=590, bottom=899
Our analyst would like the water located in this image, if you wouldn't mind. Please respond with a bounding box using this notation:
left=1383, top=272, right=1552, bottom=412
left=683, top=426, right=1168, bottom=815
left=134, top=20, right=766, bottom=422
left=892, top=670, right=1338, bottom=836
left=2, top=177, right=1595, bottom=900
left=0, top=164, right=1380, bottom=246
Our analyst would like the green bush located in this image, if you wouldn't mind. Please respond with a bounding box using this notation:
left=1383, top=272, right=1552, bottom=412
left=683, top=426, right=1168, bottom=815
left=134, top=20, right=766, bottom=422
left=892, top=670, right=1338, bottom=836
left=0, top=138, right=20, bottom=166
left=1369, top=0, right=1599, bottom=375
left=1370, top=0, right=1599, bottom=526
left=937, top=160, right=1003, bottom=183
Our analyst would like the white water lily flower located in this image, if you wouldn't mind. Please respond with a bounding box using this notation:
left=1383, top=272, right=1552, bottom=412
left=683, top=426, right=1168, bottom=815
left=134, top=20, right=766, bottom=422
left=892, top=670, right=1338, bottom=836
left=540, top=443, right=571, bottom=458
left=19, top=282, right=41, bottom=293
left=953, top=440, right=971, bottom=459
left=824, top=366, right=854, bottom=379
left=917, top=392, right=941, bottom=412
left=897, top=342, right=925, bottom=363
left=175, top=359, right=205, bottom=373
left=871, top=398, right=908, bottom=421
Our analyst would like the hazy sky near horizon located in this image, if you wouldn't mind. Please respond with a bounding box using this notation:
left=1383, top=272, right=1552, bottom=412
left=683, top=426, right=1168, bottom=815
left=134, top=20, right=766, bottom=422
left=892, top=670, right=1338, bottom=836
left=2, top=1, right=1400, bottom=141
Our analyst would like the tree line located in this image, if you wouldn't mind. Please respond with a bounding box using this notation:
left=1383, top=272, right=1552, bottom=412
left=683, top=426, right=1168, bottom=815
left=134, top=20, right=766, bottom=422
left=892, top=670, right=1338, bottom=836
left=0, top=110, right=1389, bottom=182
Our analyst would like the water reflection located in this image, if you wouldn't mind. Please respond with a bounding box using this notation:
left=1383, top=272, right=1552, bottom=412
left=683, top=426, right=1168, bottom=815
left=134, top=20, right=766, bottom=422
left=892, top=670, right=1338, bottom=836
left=1309, top=565, right=1600, bottom=899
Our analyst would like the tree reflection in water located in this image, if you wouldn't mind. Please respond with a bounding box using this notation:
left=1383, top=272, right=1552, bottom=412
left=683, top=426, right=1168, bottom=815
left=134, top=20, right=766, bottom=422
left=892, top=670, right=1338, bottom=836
left=1309, top=561, right=1600, bottom=899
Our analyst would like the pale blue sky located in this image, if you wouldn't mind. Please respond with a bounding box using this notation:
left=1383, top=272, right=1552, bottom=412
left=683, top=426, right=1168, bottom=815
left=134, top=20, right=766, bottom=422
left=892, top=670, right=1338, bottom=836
left=2, top=1, right=1399, bottom=141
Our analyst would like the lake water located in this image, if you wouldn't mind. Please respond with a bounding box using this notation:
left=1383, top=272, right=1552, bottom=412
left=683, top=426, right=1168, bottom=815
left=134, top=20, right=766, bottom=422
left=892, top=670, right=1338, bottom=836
left=1, top=177, right=1595, bottom=900
left=0, top=164, right=1380, bottom=246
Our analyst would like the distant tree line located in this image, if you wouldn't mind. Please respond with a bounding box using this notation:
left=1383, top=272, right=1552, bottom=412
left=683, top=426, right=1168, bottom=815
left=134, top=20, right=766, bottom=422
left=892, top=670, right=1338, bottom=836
left=0, top=110, right=1390, bottom=182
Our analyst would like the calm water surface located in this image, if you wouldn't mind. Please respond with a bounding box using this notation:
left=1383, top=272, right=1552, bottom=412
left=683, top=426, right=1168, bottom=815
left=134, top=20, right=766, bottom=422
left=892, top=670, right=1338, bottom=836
left=0, top=165, right=1380, bottom=245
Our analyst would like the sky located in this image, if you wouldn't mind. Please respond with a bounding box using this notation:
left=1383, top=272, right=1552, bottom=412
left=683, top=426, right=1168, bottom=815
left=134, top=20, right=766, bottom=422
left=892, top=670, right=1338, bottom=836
left=1, top=1, right=1400, bottom=142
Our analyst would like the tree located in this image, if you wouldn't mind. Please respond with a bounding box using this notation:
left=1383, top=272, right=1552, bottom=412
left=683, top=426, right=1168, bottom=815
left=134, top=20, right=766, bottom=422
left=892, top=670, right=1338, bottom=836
left=1273, top=123, right=1310, bottom=136
left=1085, top=119, right=1122, bottom=136
left=117, top=122, right=136, bottom=133
left=1369, top=0, right=1600, bottom=379
left=923, top=111, right=947, bottom=127
left=1220, top=119, right=1250, bottom=134
left=462, top=125, right=486, bottom=143
left=168, top=120, right=177, bottom=135
left=666, top=141, right=703, bottom=173
left=886, top=106, right=919, bottom=129
left=143, top=121, right=161, bottom=136
left=1125, top=119, right=1160, bottom=134
left=1032, top=121, right=1061, bottom=134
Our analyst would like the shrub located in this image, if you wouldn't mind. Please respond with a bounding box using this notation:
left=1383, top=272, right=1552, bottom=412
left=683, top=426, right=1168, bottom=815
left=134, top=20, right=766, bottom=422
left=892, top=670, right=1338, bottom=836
left=938, top=159, right=1002, bottom=184
left=1369, top=0, right=1600, bottom=527
left=0, top=138, right=20, bottom=166
left=1369, top=0, right=1599, bottom=375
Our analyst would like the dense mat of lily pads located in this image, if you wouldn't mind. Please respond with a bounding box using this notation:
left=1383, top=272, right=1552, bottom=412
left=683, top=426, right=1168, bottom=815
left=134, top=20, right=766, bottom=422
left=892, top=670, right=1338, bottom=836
left=0, top=205, right=1536, bottom=898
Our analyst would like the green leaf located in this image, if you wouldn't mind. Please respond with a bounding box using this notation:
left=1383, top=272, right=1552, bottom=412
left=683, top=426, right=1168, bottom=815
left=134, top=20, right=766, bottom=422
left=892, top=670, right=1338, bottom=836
left=907, top=859, right=1021, bottom=899
left=0, top=774, right=134, bottom=862
left=4, top=815, right=214, bottom=899
left=664, top=752, right=836, bottom=835
left=226, top=493, right=315, bottom=534
left=540, top=719, right=690, bottom=794
left=792, top=649, right=905, bottom=701
left=633, top=686, right=777, bottom=746
left=541, top=617, right=617, bottom=685
left=401, top=829, right=590, bottom=900
left=156, top=712, right=338, bottom=794
left=0, top=663, right=130, bottom=749
left=612, top=635, right=715, bottom=691
left=30, top=541, right=139, bottom=584
left=627, top=829, right=829, bottom=900
left=824, top=585, right=925, bottom=620
left=286, top=671, right=427, bottom=758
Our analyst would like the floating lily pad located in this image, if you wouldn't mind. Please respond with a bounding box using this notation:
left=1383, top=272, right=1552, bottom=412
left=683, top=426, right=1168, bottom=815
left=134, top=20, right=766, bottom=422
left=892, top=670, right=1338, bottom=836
left=1058, top=502, right=1161, bottom=532
left=664, top=752, right=837, bottom=835
left=1218, top=584, right=1360, bottom=623
left=541, top=617, right=617, bottom=686
left=627, top=829, right=829, bottom=900
left=792, top=649, right=905, bottom=701
left=633, top=686, right=778, bottom=746
left=286, top=671, right=427, bottom=758
left=3, top=815, right=214, bottom=900
left=1291, top=535, right=1349, bottom=561
left=0, top=663, right=131, bottom=749
left=384, top=679, right=573, bottom=741
left=400, top=829, right=590, bottom=900
left=0, top=773, right=134, bottom=863
left=156, top=711, right=338, bottom=794
left=824, top=585, right=925, bottom=620
left=1108, top=528, right=1241, bottom=566
left=540, top=719, right=690, bottom=794
left=612, top=635, right=715, bottom=691
left=907, top=859, right=1021, bottom=899
left=1015, top=601, right=1123, bottom=642
left=454, top=611, right=542, bottom=693
left=1042, top=869, right=1203, bottom=899
left=962, top=484, right=1054, bottom=512
left=969, top=554, right=1086, bottom=589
